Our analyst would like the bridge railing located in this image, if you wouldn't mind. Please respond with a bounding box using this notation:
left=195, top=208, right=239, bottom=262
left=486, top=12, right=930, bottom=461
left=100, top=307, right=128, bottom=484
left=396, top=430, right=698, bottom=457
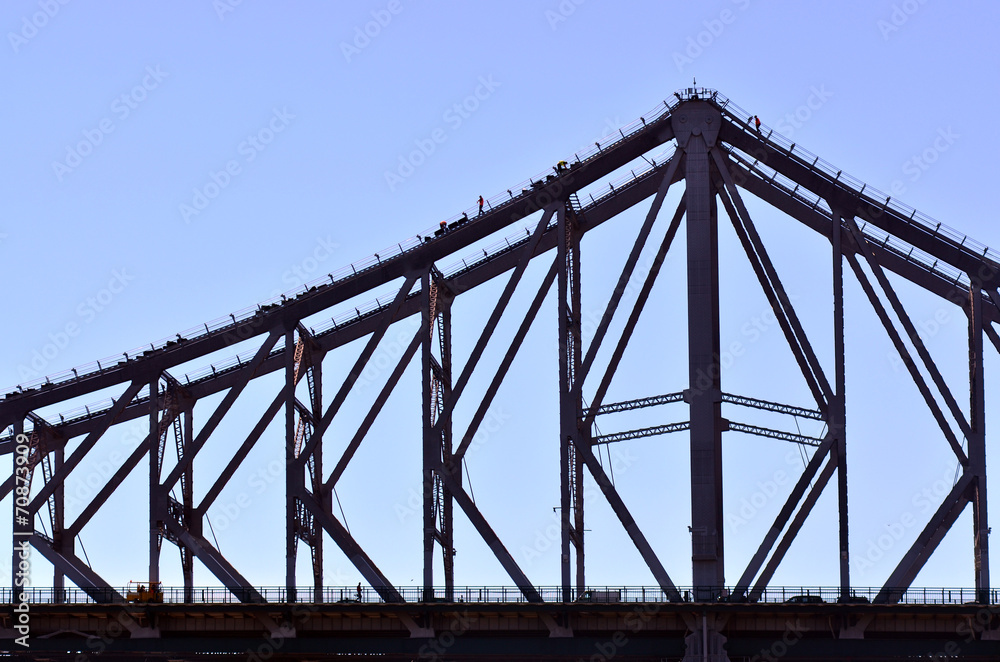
left=722, top=144, right=972, bottom=291
left=710, top=90, right=1000, bottom=275
left=1, top=94, right=678, bottom=412
left=4, top=585, right=995, bottom=605
left=3, top=144, right=679, bottom=437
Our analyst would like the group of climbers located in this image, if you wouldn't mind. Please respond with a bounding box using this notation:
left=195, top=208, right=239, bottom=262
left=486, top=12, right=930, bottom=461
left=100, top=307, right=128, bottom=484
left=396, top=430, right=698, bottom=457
left=425, top=157, right=579, bottom=243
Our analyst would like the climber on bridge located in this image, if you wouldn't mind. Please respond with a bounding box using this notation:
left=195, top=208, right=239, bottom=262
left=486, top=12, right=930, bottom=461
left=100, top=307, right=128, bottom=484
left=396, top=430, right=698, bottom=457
left=478, top=195, right=485, bottom=215
left=754, top=115, right=761, bottom=132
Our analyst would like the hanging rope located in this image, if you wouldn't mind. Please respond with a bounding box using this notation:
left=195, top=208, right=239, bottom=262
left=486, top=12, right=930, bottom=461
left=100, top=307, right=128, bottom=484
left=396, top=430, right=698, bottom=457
left=77, top=535, right=92, bottom=568
left=334, top=485, right=351, bottom=534
left=206, top=513, right=222, bottom=553
left=463, top=457, right=477, bottom=505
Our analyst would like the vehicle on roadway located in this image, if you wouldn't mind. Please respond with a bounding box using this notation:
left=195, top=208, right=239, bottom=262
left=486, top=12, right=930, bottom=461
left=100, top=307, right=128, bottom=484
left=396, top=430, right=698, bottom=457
left=576, top=589, right=622, bottom=603
left=785, top=594, right=825, bottom=604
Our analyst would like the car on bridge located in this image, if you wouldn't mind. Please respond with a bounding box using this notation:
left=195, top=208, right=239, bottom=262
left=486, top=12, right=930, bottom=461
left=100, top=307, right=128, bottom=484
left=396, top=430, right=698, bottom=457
left=576, top=589, right=622, bottom=602
left=785, top=594, right=824, bottom=604
left=836, top=595, right=871, bottom=604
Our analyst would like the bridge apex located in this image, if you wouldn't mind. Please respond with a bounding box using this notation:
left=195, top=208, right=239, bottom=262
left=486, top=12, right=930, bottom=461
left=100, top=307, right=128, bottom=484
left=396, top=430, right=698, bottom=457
left=671, top=99, right=722, bottom=147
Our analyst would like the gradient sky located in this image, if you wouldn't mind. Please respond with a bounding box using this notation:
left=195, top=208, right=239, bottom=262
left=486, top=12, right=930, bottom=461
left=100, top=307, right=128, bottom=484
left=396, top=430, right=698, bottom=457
left=4, top=1, right=1000, bottom=597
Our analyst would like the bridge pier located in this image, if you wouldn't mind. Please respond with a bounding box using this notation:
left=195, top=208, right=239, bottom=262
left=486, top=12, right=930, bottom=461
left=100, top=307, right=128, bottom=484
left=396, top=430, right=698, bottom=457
left=682, top=613, right=731, bottom=662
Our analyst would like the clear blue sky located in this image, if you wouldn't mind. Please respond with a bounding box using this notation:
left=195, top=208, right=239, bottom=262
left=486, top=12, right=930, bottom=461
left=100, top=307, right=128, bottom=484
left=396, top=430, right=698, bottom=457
left=3, top=0, right=1000, bottom=595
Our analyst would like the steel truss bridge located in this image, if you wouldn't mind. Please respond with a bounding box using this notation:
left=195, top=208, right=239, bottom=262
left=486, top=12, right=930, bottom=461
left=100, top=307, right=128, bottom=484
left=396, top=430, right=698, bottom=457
left=4, top=88, right=1000, bottom=660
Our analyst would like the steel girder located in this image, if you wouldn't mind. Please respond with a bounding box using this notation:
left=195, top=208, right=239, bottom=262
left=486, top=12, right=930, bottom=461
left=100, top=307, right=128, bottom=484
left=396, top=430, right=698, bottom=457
left=557, top=201, right=584, bottom=603
left=3, top=89, right=997, bottom=614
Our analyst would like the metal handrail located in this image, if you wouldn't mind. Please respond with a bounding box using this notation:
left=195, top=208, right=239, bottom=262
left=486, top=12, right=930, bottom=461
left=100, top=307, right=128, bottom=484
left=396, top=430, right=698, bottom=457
left=710, top=90, right=1000, bottom=272
left=3, top=152, right=681, bottom=436
left=1, top=98, right=679, bottom=403
left=724, top=146, right=972, bottom=290
left=3, top=584, right=994, bottom=605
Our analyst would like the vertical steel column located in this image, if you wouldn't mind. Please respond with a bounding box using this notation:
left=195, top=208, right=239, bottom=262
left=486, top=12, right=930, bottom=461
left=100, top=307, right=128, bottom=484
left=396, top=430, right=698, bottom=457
left=419, top=271, right=456, bottom=600
left=52, top=445, right=65, bottom=603
left=311, top=356, right=324, bottom=604
left=557, top=203, right=584, bottom=602
left=440, top=300, right=455, bottom=600
left=421, top=271, right=435, bottom=602
left=833, top=216, right=849, bottom=597
left=182, top=408, right=194, bottom=603
left=285, top=329, right=297, bottom=603
left=12, top=418, right=26, bottom=603
left=570, top=211, right=584, bottom=598
left=148, top=378, right=161, bottom=589
left=969, top=286, right=990, bottom=602
left=574, top=444, right=585, bottom=595
left=407, top=272, right=458, bottom=600
left=676, top=103, right=725, bottom=599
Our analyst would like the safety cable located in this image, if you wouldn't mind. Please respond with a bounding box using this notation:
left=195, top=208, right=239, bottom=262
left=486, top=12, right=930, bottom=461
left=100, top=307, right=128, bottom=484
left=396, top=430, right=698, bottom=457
left=463, top=456, right=477, bottom=505
left=206, top=513, right=222, bottom=553
left=334, top=484, right=350, bottom=534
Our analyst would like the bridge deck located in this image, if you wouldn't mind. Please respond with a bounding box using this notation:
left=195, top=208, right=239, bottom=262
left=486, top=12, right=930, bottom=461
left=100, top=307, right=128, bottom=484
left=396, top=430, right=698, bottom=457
left=6, top=600, right=1000, bottom=660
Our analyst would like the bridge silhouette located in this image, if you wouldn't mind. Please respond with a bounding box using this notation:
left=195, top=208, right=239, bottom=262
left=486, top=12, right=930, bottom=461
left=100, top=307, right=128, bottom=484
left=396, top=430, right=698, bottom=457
left=4, top=87, right=1000, bottom=660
